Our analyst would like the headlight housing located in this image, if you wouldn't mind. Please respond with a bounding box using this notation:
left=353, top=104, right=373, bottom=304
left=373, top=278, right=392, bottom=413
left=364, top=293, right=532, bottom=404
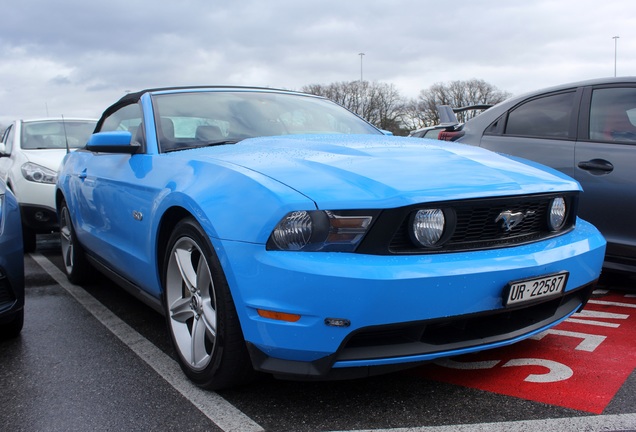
left=548, top=197, right=567, bottom=231
left=267, top=210, right=374, bottom=252
left=21, top=162, right=58, bottom=184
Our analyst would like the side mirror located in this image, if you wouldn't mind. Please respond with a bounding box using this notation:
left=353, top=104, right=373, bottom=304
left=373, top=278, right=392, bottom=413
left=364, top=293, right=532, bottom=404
left=86, top=131, right=140, bottom=154
left=381, top=129, right=394, bottom=136
left=0, top=142, right=6, bottom=156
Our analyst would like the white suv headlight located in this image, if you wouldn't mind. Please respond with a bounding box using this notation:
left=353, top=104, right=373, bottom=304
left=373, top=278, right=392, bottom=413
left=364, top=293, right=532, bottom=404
left=21, top=162, right=58, bottom=184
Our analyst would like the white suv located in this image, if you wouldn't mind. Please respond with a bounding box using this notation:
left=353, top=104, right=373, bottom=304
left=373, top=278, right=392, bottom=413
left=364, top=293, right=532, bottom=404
left=0, top=118, right=96, bottom=252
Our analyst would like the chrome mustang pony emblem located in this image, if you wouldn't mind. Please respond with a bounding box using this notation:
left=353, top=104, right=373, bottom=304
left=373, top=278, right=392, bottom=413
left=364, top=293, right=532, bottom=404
left=495, top=210, right=535, bottom=231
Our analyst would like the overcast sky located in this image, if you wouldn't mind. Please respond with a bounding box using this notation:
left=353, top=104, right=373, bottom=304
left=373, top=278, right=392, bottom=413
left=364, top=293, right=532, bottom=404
left=1, top=0, right=634, bottom=125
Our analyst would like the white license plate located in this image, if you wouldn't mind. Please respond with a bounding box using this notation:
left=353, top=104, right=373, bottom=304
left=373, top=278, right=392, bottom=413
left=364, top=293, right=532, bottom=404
left=505, top=272, right=569, bottom=306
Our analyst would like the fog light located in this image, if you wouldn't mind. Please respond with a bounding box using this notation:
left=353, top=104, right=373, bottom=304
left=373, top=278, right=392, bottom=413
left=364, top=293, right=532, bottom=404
left=34, top=211, right=49, bottom=222
left=411, top=208, right=445, bottom=247
left=548, top=197, right=566, bottom=231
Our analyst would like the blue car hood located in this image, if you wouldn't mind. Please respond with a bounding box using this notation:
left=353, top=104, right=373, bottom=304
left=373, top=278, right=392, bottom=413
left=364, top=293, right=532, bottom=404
left=192, top=134, right=579, bottom=209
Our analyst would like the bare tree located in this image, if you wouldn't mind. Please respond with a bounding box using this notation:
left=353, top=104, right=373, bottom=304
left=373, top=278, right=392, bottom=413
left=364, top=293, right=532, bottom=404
left=302, top=81, right=364, bottom=114
left=366, top=82, right=406, bottom=132
left=302, top=78, right=511, bottom=135
left=402, top=99, right=436, bottom=130
left=414, top=79, right=511, bottom=126
left=301, top=81, right=409, bottom=135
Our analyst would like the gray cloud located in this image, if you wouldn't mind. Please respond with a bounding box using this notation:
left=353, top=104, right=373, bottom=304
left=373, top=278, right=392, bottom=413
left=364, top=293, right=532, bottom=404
left=0, top=0, right=634, bottom=125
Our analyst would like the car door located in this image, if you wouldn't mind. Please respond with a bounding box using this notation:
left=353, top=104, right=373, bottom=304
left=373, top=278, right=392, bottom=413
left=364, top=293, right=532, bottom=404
left=478, top=90, right=581, bottom=179
left=71, top=102, right=161, bottom=290
left=575, top=85, right=636, bottom=267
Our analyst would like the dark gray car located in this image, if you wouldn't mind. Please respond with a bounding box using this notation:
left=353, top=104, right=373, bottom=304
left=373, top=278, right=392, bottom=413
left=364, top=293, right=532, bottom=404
left=431, top=77, right=636, bottom=273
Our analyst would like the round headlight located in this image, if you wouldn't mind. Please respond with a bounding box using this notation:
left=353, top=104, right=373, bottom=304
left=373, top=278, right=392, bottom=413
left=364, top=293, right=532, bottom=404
left=412, top=208, right=445, bottom=247
left=548, top=197, right=566, bottom=231
left=271, top=211, right=313, bottom=250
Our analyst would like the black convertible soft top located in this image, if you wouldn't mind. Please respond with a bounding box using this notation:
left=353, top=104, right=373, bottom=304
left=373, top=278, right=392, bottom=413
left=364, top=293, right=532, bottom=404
left=96, top=85, right=302, bottom=130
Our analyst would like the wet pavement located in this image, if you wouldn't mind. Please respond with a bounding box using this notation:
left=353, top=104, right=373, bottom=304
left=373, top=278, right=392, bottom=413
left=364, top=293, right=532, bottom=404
left=1, top=235, right=634, bottom=431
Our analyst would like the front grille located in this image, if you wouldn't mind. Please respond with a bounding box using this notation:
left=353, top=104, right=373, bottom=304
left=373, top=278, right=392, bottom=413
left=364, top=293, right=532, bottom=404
left=454, top=199, right=546, bottom=241
left=357, top=192, right=578, bottom=255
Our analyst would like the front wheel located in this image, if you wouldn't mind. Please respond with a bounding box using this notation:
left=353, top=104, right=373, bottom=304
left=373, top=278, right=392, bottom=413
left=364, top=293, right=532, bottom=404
left=163, top=218, right=254, bottom=390
left=59, top=200, right=91, bottom=284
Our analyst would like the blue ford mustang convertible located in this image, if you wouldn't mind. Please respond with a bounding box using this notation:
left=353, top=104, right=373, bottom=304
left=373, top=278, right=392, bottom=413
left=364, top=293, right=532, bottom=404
left=56, top=87, right=606, bottom=389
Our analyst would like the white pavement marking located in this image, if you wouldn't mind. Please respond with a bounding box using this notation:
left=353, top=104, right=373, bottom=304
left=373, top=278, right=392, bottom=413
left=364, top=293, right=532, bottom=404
left=566, top=318, right=621, bottom=327
left=328, top=414, right=636, bottom=432
left=33, top=253, right=636, bottom=432
left=575, top=309, right=629, bottom=320
left=588, top=299, right=636, bottom=309
left=502, top=358, right=573, bottom=383
left=31, top=253, right=265, bottom=432
left=567, top=309, right=628, bottom=328
left=530, top=329, right=606, bottom=352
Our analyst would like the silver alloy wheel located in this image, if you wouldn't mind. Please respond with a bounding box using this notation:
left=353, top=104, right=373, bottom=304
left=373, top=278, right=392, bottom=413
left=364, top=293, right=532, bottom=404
left=59, top=206, right=75, bottom=275
left=165, top=236, right=217, bottom=371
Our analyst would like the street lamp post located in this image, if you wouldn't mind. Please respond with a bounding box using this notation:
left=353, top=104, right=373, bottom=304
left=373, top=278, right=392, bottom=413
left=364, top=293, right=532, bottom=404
left=358, top=53, right=366, bottom=118
left=613, top=36, right=619, bottom=77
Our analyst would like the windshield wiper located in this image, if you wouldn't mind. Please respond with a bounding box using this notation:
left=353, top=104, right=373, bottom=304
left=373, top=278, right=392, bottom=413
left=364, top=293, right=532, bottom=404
left=202, top=139, right=239, bottom=147
left=164, top=140, right=240, bottom=153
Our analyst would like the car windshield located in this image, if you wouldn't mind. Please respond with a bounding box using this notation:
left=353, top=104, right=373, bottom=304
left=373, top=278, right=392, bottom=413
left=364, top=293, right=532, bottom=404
left=151, top=90, right=382, bottom=152
left=21, top=120, right=96, bottom=150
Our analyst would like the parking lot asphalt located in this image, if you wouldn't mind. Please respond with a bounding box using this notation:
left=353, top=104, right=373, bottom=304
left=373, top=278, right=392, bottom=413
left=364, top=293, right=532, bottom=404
left=1, top=235, right=635, bottom=432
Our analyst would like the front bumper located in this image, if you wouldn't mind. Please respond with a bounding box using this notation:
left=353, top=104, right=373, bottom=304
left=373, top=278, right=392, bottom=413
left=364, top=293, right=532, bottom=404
left=11, top=177, right=58, bottom=232
left=218, top=219, right=606, bottom=378
left=19, top=204, right=58, bottom=232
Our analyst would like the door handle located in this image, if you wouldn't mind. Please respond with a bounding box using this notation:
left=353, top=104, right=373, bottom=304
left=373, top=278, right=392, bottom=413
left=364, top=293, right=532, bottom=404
left=577, top=159, right=614, bottom=173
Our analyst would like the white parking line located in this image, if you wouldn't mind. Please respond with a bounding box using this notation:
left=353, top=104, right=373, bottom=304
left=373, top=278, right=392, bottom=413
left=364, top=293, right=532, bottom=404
left=31, top=253, right=265, bottom=432
left=588, top=299, right=636, bottom=308
left=330, top=413, right=636, bottom=432
left=32, top=253, right=636, bottom=432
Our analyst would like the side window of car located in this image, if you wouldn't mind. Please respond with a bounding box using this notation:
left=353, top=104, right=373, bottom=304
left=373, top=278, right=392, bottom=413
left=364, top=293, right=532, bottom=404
left=504, top=92, right=576, bottom=138
left=99, top=103, right=144, bottom=144
left=589, top=87, right=636, bottom=143
left=484, top=114, right=506, bottom=135
left=2, top=125, right=14, bottom=154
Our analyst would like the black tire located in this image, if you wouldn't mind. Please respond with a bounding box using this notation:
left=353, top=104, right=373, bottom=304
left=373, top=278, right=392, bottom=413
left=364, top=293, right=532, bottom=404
left=22, top=226, right=36, bottom=253
left=59, top=200, right=91, bottom=284
left=163, top=218, right=254, bottom=390
left=0, top=309, right=24, bottom=340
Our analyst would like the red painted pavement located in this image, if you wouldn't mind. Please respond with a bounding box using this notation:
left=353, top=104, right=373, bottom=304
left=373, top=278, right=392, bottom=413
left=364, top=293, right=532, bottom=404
left=412, top=290, right=636, bottom=414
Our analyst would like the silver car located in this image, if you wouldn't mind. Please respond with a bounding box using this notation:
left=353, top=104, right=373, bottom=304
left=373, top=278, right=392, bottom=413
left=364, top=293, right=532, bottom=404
left=430, top=77, right=636, bottom=273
